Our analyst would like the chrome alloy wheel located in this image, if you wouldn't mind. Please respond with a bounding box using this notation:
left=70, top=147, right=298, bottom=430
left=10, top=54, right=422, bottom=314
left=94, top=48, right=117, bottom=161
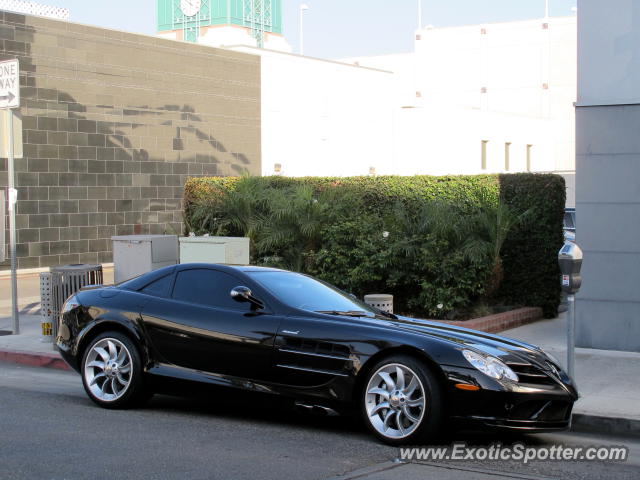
left=365, top=363, right=426, bottom=439
left=83, top=338, right=133, bottom=402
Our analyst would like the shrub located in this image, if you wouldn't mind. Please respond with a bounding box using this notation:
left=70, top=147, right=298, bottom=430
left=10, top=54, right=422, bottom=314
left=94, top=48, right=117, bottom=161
left=183, top=174, right=565, bottom=318
left=497, top=174, right=566, bottom=317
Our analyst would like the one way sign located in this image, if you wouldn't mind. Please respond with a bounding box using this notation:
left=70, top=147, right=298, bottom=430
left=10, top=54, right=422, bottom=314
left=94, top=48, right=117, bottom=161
left=0, top=59, right=19, bottom=109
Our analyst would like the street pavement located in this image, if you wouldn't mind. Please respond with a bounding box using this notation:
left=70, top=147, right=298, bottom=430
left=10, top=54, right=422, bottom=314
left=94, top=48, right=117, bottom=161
left=0, top=362, right=638, bottom=480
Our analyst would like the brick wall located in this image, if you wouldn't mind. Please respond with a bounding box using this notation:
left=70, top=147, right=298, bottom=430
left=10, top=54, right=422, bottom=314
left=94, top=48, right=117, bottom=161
left=0, top=11, right=261, bottom=269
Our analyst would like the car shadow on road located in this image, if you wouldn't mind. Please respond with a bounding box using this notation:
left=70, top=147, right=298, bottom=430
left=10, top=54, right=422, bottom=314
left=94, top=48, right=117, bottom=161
left=146, top=390, right=366, bottom=436
left=141, top=388, right=543, bottom=447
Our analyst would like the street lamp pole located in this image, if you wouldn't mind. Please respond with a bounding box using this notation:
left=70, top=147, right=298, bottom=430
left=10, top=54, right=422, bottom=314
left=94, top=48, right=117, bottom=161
left=299, top=3, right=310, bottom=56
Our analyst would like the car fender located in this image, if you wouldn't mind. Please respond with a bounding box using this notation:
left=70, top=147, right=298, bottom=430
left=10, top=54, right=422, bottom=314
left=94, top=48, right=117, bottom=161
left=75, top=313, right=150, bottom=368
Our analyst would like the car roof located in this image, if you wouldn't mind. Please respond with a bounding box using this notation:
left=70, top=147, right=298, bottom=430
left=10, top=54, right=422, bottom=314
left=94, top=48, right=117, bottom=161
left=175, top=263, right=286, bottom=273
left=117, top=263, right=289, bottom=291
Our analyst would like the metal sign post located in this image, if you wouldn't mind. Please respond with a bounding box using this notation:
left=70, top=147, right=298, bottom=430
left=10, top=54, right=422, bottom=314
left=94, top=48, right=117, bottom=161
left=7, top=108, right=18, bottom=334
left=0, top=189, right=5, bottom=262
left=1, top=58, right=21, bottom=335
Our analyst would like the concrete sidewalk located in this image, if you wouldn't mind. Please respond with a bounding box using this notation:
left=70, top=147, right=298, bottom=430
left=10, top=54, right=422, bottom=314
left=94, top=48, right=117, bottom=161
left=0, top=308, right=638, bottom=438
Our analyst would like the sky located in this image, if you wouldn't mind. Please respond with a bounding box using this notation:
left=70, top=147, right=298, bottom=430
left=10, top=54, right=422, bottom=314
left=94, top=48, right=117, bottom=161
left=47, top=0, right=577, bottom=59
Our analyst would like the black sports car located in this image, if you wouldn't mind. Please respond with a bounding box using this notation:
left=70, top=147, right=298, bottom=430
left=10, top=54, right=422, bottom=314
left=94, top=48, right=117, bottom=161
left=56, top=263, right=578, bottom=444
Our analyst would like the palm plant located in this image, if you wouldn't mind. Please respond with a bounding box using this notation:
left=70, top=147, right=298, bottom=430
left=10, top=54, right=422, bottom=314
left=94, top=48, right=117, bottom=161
left=256, top=184, right=335, bottom=271
left=183, top=176, right=269, bottom=259
left=461, top=201, right=532, bottom=299
left=386, top=199, right=462, bottom=257
left=216, top=176, right=269, bottom=242
left=383, top=199, right=468, bottom=313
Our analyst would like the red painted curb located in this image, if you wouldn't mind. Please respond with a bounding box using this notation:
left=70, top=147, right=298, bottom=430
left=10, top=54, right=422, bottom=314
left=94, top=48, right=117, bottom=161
left=0, top=348, right=71, bottom=371
left=431, top=307, right=543, bottom=334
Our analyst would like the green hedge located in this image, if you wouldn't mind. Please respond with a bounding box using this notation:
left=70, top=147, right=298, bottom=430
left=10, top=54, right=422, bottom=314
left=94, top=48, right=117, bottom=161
left=183, top=174, right=565, bottom=318
left=184, top=175, right=500, bottom=209
left=497, top=174, right=566, bottom=317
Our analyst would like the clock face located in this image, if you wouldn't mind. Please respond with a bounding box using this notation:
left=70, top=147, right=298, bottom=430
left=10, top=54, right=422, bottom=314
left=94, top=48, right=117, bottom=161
left=180, top=0, right=202, bottom=17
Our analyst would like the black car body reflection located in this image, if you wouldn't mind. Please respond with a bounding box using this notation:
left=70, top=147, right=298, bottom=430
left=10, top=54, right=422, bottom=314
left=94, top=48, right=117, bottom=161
left=57, top=263, right=578, bottom=444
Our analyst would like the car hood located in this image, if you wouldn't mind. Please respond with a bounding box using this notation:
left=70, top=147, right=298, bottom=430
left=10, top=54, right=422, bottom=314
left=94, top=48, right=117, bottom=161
left=386, top=314, right=555, bottom=368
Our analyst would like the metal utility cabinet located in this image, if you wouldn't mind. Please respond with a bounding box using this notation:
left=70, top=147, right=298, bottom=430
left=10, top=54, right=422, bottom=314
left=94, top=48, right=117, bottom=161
left=179, top=236, right=250, bottom=265
left=112, top=235, right=179, bottom=283
left=40, top=264, right=103, bottom=342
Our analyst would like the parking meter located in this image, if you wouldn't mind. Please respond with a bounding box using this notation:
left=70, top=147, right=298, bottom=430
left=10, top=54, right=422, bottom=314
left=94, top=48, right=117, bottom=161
left=558, top=242, right=582, bottom=294
left=558, top=241, right=583, bottom=379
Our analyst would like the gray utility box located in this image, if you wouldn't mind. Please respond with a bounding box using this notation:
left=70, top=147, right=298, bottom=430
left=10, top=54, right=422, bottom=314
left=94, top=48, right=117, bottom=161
left=112, top=235, right=178, bottom=283
left=179, top=236, right=250, bottom=265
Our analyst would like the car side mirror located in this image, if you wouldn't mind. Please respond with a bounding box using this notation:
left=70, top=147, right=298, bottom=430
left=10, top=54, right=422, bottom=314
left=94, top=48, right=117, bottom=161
left=230, top=286, right=264, bottom=309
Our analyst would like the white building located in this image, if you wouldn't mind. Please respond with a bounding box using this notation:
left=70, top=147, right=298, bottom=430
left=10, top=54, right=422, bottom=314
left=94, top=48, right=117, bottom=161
left=157, top=8, right=578, bottom=192
left=226, top=46, right=395, bottom=177
left=343, top=16, right=577, bottom=177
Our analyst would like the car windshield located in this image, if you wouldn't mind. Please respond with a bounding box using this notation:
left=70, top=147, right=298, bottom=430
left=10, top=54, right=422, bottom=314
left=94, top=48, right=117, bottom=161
left=246, top=271, right=381, bottom=316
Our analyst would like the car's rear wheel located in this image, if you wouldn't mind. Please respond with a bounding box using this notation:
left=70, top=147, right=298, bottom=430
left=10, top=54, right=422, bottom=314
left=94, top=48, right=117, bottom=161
left=81, top=331, right=151, bottom=409
left=362, top=355, right=444, bottom=445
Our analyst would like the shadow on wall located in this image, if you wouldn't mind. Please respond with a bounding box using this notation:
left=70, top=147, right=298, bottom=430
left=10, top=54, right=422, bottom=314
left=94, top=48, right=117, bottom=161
left=0, top=12, right=257, bottom=268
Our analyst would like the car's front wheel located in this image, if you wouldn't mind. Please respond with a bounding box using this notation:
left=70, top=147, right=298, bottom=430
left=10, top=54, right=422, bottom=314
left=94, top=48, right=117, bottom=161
left=81, top=331, right=151, bottom=409
left=362, top=355, right=444, bottom=445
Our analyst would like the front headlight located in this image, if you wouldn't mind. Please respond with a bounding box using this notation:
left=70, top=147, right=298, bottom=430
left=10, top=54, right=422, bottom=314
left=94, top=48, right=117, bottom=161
left=462, top=349, right=519, bottom=382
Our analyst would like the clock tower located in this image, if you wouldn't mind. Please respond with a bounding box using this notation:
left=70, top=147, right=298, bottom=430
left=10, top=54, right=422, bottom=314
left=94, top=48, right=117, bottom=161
left=157, top=0, right=290, bottom=51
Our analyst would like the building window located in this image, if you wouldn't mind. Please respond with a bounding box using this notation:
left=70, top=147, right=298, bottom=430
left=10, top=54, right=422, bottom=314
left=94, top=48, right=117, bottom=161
left=504, top=142, right=511, bottom=171
left=481, top=140, right=488, bottom=170
left=526, top=144, right=533, bottom=172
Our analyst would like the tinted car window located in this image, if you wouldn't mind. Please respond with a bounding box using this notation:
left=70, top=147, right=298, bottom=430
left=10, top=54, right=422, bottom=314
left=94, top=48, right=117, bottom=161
left=140, top=274, right=173, bottom=298
left=118, top=266, right=176, bottom=290
left=172, top=269, right=245, bottom=310
left=247, top=271, right=378, bottom=314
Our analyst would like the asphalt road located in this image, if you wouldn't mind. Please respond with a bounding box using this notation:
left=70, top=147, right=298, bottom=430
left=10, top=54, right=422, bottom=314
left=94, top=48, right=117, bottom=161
left=0, top=362, right=638, bottom=480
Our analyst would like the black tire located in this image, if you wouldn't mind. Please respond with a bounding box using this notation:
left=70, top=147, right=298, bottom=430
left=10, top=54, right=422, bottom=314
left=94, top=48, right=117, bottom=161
left=361, top=354, right=444, bottom=445
left=81, top=331, right=152, bottom=409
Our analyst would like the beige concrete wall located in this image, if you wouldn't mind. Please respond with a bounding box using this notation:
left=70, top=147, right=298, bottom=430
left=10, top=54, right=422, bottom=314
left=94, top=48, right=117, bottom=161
left=0, top=11, right=261, bottom=269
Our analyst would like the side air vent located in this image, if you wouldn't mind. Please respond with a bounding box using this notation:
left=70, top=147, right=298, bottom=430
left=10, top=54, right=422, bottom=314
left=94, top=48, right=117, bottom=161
left=284, top=338, right=350, bottom=358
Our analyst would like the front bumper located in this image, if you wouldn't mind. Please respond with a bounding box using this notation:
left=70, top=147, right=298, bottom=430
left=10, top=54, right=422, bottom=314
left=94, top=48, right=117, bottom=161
left=444, top=365, right=577, bottom=433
